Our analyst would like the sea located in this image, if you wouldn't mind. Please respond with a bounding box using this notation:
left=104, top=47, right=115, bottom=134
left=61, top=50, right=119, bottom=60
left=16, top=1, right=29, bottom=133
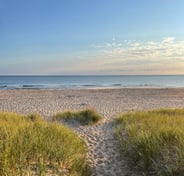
left=0, top=75, right=184, bottom=90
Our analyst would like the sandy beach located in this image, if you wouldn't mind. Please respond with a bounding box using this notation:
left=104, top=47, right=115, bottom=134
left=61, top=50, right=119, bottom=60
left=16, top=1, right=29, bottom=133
left=1, top=88, right=184, bottom=176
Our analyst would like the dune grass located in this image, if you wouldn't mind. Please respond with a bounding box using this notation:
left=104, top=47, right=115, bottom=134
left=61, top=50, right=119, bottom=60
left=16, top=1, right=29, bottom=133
left=0, top=112, right=90, bottom=176
left=115, top=109, right=184, bottom=176
left=54, top=109, right=102, bottom=125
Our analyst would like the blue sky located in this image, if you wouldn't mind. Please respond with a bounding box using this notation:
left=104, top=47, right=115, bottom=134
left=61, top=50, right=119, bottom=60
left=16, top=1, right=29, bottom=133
left=0, top=0, right=184, bottom=75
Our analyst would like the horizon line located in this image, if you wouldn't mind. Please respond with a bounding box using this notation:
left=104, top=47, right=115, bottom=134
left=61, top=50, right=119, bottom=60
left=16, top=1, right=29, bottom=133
left=0, top=74, right=184, bottom=76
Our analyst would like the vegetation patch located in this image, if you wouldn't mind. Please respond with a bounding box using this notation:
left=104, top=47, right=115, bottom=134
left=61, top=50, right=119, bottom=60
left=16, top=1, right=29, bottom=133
left=114, top=109, right=184, bottom=176
left=54, top=109, right=102, bottom=125
left=0, top=112, right=89, bottom=176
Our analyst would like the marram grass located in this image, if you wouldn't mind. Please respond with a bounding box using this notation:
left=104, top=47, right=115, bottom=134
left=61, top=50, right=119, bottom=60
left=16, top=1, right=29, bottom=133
left=115, top=109, right=184, bottom=176
left=54, top=109, right=102, bottom=125
left=0, top=112, right=90, bottom=176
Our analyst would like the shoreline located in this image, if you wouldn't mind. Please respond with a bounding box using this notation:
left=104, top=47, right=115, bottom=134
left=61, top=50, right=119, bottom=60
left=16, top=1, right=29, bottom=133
left=1, top=86, right=184, bottom=91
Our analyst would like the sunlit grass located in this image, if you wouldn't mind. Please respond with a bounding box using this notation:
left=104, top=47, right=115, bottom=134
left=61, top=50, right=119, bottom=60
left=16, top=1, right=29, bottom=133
left=0, top=112, right=90, bottom=176
left=115, top=109, right=184, bottom=176
left=54, top=109, right=102, bottom=125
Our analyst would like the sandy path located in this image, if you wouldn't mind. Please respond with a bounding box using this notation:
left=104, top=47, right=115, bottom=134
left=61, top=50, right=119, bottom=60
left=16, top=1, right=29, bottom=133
left=65, top=117, right=126, bottom=176
left=0, top=88, right=184, bottom=175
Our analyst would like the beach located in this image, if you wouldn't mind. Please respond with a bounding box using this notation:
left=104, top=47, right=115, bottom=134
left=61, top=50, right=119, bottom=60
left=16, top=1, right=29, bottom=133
left=1, top=88, right=184, bottom=175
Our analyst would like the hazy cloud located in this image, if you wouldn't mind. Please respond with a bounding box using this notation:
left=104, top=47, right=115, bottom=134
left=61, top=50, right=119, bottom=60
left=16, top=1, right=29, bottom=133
left=89, top=37, right=184, bottom=74
left=2, top=37, right=183, bottom=75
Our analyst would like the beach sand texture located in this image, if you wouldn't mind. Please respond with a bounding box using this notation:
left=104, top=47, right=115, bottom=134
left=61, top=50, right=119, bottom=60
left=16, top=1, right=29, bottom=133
left=0, top=88, right=184, bottom=176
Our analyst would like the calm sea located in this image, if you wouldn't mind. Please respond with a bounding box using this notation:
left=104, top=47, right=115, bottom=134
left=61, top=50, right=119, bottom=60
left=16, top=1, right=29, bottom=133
left=0, top=75, right=184, bottom=90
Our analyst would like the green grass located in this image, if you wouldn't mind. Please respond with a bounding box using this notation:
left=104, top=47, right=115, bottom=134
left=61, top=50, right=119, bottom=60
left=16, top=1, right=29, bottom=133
left=115, top=109, right=184, bottom=176
left=0, top=112, right=90, bottom=176
left=54, top=109, right=102, bottom=125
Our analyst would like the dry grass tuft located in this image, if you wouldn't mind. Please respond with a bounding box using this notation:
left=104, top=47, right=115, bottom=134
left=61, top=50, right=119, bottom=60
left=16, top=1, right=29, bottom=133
left=54, top=109, right=102, bottom=125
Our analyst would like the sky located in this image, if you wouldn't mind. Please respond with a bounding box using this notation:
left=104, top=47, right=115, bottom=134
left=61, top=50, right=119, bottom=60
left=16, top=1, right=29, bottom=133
left=0, top=0, right=184, bottom=75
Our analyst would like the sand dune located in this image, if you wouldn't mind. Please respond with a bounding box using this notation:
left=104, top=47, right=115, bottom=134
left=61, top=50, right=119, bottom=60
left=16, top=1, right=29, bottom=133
left=0, top=88, right=184, bottom=175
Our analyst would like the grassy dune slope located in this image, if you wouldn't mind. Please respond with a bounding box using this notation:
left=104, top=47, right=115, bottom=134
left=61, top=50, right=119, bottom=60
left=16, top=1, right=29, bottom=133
left=115, top=109, right=184, bottom=176
left=0, top=112, right=89, bottom=176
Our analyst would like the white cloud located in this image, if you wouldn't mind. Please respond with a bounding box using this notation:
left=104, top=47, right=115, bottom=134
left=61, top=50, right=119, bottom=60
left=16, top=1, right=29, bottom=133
left=162, top=37, right=175, bottom=44
left=89, top=37, right=184, bottom=74
left=7, top=37, right=183, bottom=75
